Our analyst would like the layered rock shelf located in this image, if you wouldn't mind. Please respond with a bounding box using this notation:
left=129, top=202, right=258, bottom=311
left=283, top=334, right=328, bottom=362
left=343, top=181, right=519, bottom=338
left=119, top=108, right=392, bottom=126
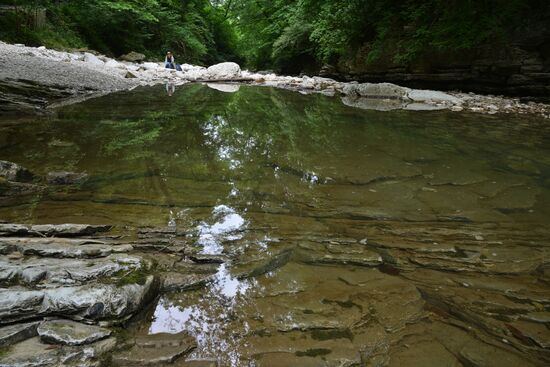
left=1, top=42, right=549, bottom=117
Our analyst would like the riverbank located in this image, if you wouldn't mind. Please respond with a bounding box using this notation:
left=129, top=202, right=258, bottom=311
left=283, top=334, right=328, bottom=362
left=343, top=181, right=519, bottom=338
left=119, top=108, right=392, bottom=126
left=1, top=42, right=549, bottom=118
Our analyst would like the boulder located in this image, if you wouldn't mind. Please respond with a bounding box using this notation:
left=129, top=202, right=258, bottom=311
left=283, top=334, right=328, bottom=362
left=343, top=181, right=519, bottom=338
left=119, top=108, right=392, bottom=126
left=342, top=82, right=411, bottom=100
left=37, top=319, right=111, bottom=346
left=83, top=52, right=105, bottom=67
left=46, top=171, right=88, bottom=185
left=119, top=51, right=146, bottom=63
left=0, top=160, right=34, bottom=182
left=206, top=62, right=241, bottom=79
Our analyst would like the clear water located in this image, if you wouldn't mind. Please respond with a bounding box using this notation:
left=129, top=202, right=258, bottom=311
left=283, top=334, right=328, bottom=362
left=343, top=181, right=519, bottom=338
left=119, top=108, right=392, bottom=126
left=1, top=84, right=549, bottom=366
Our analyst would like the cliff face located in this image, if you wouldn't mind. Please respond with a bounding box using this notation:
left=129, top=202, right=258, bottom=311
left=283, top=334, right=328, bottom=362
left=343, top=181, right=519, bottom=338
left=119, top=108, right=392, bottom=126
left=328, top=19, right=550, bottom=98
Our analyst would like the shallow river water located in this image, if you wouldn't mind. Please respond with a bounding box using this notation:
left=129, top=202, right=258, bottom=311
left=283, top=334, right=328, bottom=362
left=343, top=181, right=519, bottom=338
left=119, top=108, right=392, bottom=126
left=1, top=84, right=549, bottom=366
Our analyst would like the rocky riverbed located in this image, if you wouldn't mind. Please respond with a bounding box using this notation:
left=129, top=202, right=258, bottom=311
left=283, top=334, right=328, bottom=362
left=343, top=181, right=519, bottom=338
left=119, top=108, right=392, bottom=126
left=1, top=42, right=549, bottom=117
left=0, top=152, right=549, bottom=366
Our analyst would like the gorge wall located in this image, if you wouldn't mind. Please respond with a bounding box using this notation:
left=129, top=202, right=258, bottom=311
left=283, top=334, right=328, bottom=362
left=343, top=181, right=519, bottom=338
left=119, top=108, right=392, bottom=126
left=326, top=19, right=550, bottom=98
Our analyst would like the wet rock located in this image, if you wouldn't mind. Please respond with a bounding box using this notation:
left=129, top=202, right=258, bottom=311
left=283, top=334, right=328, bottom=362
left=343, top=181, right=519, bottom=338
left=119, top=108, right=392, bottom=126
left=0, top=160, right=34, bottom=183
left=17, top=241, right=114, bottom=259
left=0, top=336, right=117, bottom=367
left=235, top=249, right=293, bottom=279
left=206, top=62, right=241, bottom=79
left=119, top=51, right=146, bottom=63
left=41, top=275, right=159, bottom=322
left=189, top=253, right=228, bottom=264
left=0, top=289, right=44, bottom=324
left=112, top=331, right=196, bottom=366
left=506, top=321, right=550, bottom=348
left=0, top=275, right=159, bottom=324
left=161, top=272, right=212, bottom=292
left=0, top=223, right=112, bottom=237
left=0, top=321, right=39, bottom=347
left=46, top=171, right=88, bottom=185
left=37, top=319, right=111, bottom=346
left=1, top=255, right=142, bottom=287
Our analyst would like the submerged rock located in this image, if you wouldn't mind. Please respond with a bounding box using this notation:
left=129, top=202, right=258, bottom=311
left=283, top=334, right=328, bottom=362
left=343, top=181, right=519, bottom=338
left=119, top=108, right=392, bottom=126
left=0, top=336, right=117, bottom=367
left=37, top=319, right=111, bottom=346
left=0, top=160, right=34, bottom=183
left=46, top=171, right=89, bottom=185
left=0, top=223, right=112, bottom=237
left=112, top=331, right=196, bottom=366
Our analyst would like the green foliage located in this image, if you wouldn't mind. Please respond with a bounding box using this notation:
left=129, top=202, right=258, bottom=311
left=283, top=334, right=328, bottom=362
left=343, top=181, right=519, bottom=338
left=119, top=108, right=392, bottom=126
left=0, top=0, right=241, bottom=63
left=227, top=0, right=547, bottom=70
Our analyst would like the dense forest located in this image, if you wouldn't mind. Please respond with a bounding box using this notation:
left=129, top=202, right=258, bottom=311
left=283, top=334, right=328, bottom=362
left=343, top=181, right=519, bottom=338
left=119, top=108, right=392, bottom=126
left=1, top=0, right=549, bottom=74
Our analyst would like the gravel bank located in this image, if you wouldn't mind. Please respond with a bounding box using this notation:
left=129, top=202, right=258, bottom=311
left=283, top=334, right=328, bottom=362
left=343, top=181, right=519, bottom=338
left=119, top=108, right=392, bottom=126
left=0, top=41, right=549, bottom=118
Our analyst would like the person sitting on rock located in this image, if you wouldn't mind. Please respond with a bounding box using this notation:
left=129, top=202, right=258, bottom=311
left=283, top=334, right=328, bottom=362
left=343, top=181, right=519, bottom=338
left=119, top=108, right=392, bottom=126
left=165, top=51, right=175, bottom=69
left=165, top=51, right=183, bottom=71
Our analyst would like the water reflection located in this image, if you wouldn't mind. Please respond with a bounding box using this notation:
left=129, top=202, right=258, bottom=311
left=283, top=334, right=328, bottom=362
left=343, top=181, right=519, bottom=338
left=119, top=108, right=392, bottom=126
left=149, top=262, right=253, bottom=365
left=197, top=205, right=247, bottom=254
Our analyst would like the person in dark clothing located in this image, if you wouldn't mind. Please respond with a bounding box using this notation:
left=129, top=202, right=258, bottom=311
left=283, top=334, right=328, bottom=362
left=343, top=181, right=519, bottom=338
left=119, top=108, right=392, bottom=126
left=165, top=51, right=175, bottom=69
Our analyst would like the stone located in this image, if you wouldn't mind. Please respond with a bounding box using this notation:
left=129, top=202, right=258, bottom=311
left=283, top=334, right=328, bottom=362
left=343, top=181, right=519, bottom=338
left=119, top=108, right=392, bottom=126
left=104, top=59, right=123, bottom=69
left=0, top=161, right=34, bottom=183
left=0, top=275, right=158, bottom=324
left=161, top=272, right=212, bottom=292
left=206, top=62, right=241, bottom=79
left=125, top=70, right=139, bottom=78
left=40, top=275, right=159, bottom=322
left=141, top=62, right=160, bottom=70
left=0, top=321, right=39, bottom=347
left=119, top=51, right=146, bottom=63
left=113, top=331, right=196, bottom=366
left=407, top=89, right=461, bottom=104
left=46, top=171, right=88, bottom=185
left=0, top=336, right=117, bottom=366
left=342, top=82, right=411, bottom=100
left=37, top=319, right=111, bottom=346
left=0, top=290, right=44, bottom=324
left=83, top=52, right=105, bottom=66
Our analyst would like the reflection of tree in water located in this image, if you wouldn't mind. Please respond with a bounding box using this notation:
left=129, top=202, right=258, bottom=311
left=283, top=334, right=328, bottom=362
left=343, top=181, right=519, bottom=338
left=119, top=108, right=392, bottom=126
left=150, top=264, right=260, bottom=366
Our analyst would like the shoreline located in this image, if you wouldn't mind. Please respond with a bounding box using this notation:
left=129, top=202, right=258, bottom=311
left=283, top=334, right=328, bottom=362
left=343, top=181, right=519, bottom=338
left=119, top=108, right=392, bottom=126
left=1, top=41, right=549, bottom=118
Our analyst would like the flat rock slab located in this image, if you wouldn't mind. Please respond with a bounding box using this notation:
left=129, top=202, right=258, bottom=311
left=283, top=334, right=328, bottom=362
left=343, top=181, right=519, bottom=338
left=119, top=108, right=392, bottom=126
left=38, top=319, right=111, bottom=346
left=0, top=223, right=111, bottom=237
left=113, top=332, right=196, bottom=366
left=0, top=336, right=117, bottom=367
left=162, top=272, right=212, bottom=292
left=0, top=275, right=158, bottom=325
left=0, top=321, right=39, bottom=347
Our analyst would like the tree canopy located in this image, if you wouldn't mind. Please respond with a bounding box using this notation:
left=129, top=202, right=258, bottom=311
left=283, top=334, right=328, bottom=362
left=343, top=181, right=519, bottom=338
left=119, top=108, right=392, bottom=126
left=0, top=0, right=548, bottom=69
